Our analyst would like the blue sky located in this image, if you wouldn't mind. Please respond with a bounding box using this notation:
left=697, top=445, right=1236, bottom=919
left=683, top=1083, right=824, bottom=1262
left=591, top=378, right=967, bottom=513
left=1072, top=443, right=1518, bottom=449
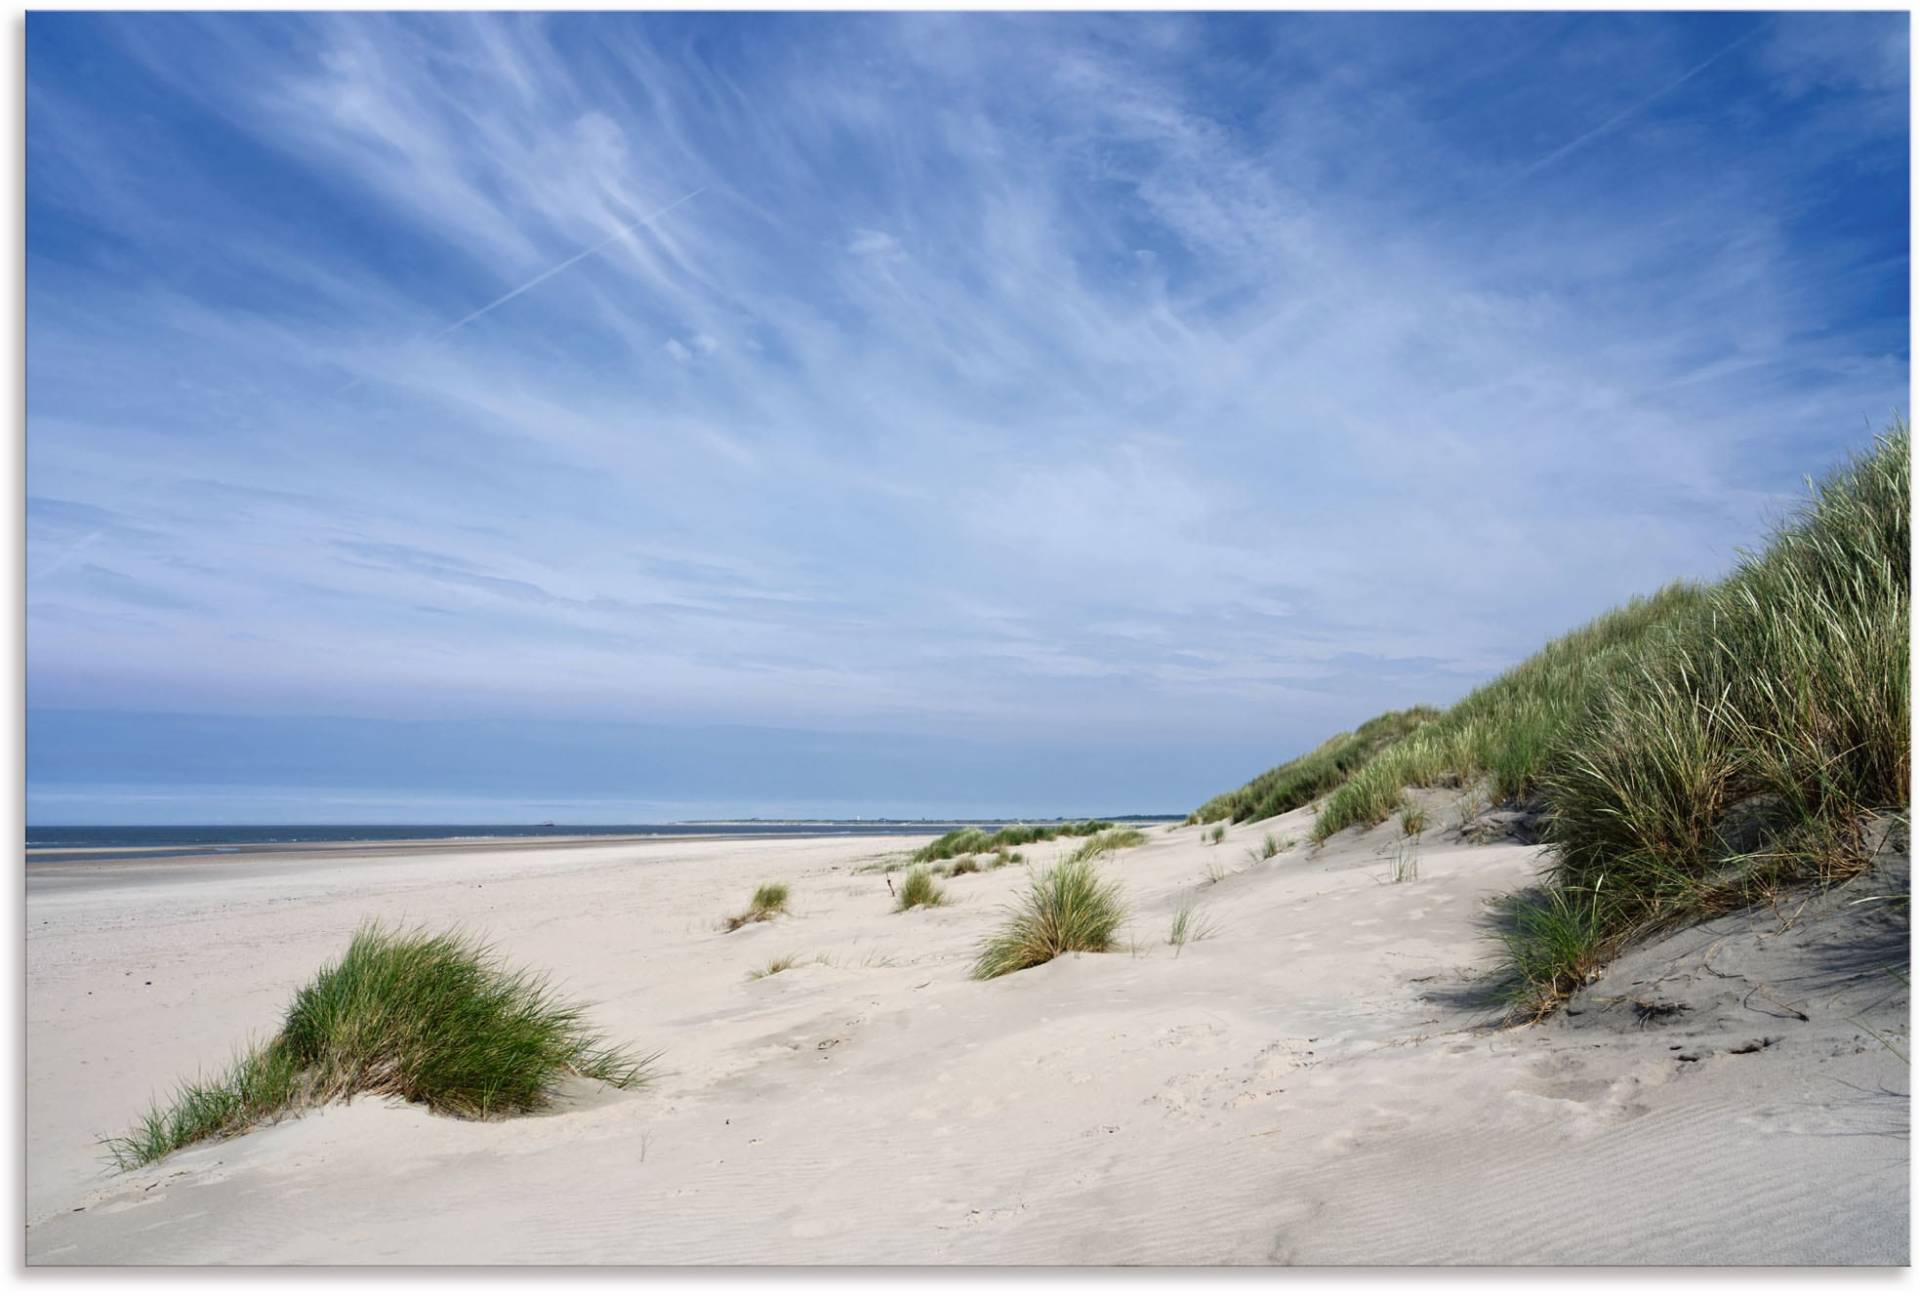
left=26, top=11, right=1909, bottom=823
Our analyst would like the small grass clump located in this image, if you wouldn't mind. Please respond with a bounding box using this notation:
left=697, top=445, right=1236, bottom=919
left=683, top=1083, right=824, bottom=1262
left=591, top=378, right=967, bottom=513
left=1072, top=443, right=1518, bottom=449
left=1208, top=824, right=1226, bottom=845
left=1399, top=806, right=1428, bottom=837
left=1494, top=884, right=1614, bottom=1018
left=913, top=820, right=1115, bottom=863
left=972, top=860, right=1127, bottom=979
left=895, top=865, right=949, bottom=911
left=1065, top=827, right=1149, bottom=864
left=947, top=856, right=981, bottom=876
left=105, top=924, right=649, bottom=1170
left=725, top=882, right=790, bottom=931
left=1388, top=837, right=1420, bottom=884
left=1168, top=900, right=1218, bottom=953
left=1259, top=832, right=1282, bottom=860
left=747, top=954, right=803, bottom=981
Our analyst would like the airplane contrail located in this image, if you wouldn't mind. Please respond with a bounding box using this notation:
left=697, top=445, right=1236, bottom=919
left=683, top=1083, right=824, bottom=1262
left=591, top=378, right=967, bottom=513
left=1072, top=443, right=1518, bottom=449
left=1498, top=23, right=1766, bottom=191
left=29, top=528, right=103, bottom=584
left=434, top=186, right=707, bottom=339
left=333, top=186, right=706, bottom=395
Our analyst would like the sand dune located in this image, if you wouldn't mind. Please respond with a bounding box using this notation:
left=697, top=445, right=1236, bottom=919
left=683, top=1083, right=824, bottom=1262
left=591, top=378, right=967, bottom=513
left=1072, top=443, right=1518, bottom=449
left=25, top=807, right=1908, bottom=1264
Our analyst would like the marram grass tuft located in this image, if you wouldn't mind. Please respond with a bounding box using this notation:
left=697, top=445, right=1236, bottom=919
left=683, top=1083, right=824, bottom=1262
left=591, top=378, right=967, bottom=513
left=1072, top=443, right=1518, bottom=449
left=104, top=924, right=651, bottom=1170
left=971, top=860, right=1127, bottom=979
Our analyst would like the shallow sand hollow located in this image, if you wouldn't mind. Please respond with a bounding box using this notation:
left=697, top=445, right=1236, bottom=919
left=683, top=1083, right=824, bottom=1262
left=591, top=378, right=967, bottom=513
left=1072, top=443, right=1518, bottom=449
left=25, top=810, right=1909, bottom=1265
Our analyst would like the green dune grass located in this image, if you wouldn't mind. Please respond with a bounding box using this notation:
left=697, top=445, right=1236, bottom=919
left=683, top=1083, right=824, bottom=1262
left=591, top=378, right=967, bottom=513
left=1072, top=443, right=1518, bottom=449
left=725, top=882, right=790, bottom=930
left=1512, top=427, right=1909, bottom=1012
left=106, top=924, right=651, bottom=1170
left=971, top=859, right=1127, bottom=979
left=913, top=820, right=1114, bottom=863
left=1308, top=581, right=1708, bottom=843
left=1188, top=706, right=1440, bottom=826
left=895, top=865, right=949, bottom=911
left=1064, top=827, right=1149, bottom=863
left=1192, top=425, right=1910, bottom=1016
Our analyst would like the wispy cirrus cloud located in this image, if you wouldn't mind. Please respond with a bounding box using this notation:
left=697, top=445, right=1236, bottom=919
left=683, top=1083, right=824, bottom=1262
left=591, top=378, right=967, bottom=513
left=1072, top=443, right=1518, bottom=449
left=26, top=11, right=1908, bottom=815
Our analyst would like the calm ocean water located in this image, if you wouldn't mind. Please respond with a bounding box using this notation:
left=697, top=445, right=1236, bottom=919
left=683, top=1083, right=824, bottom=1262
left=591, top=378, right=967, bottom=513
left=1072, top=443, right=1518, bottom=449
left=27, top=822, right=985, bottom=851
left=25, top=818, right=1175, bottom=863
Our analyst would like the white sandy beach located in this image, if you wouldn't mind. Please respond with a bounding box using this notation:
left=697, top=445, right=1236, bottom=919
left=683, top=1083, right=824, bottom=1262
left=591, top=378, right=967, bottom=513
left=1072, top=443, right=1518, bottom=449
left=24, top=806, right=1909, bottom=1265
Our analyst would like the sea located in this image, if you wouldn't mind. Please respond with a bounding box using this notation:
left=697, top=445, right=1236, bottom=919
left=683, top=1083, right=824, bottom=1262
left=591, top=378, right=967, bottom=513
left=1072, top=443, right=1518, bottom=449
left=25, top=818, right=1174, bottom=863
